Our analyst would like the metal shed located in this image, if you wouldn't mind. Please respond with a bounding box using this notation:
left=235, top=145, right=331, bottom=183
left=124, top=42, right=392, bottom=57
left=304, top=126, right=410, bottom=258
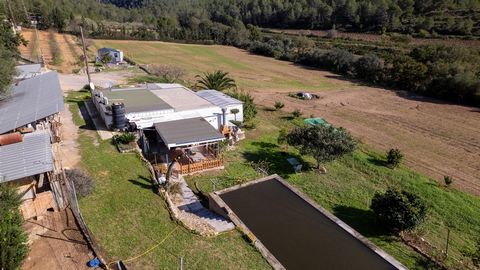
left=0, top=130, right=53, bottom=183
left=0, top=71, right=64, bottom=134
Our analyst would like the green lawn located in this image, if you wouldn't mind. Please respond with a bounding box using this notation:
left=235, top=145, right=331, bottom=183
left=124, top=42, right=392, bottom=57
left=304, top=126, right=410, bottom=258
left=186, top=108, right=480, bottom=270
left=66, top=91, right=270, bottom=269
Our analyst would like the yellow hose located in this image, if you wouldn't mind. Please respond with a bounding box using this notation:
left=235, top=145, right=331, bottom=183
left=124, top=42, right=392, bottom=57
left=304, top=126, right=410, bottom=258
left=105, top=226, right=179, bottom=269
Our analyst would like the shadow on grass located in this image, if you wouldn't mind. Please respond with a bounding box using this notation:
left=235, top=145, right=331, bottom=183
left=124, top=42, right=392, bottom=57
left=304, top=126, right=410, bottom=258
left=332, top=205, right=389, bottom=238
left=66, top=97, right=97, bottom=131
left=128, top=175, right=153, bottom=190
left=242, top=141, right=310, bottom=177
left=367, top=157, right=389, bottom=167
left=263, top=107, right=277, bottom=112
left=280, top=115, right=295, bottom=121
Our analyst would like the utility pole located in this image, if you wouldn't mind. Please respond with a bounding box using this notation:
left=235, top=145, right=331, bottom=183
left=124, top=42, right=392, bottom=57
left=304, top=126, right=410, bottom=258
left=80, top=26, right=91, bottom=85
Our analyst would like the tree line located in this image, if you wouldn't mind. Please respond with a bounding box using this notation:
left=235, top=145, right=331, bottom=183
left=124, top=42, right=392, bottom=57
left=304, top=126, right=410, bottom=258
left=0, top=19, right=26, bottom=100
left=2, top=0, right=479, bottom=106
left=5, top=0, right=479, bottom=37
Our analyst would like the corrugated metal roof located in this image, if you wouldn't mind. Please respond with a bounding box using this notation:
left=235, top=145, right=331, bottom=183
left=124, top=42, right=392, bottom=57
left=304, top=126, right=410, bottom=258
left=0, top=71, right=64, bottom=134
left=98, top=47, right=121, bottom=53
left=15, top=64, right=42, bottom=80
left=154, top=117, right=224, bottom=148
left=0, top=130, right=53, bottom=183
left=196, top=90, right=243, bottom=108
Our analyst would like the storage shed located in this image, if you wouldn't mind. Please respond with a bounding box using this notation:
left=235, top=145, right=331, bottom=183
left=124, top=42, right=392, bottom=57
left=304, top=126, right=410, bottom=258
left=96, top=47, right=124, bottom=64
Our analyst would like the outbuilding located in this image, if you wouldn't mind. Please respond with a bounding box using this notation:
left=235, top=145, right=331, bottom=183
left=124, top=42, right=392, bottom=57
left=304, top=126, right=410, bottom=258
left=96, top=47, right=124, bottom=64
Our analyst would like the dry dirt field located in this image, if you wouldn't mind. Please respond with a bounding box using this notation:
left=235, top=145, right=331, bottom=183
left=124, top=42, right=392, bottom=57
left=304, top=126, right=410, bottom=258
left=95, top=39, right=480, bottom=195
left=19, top=29, right=83, bottom=73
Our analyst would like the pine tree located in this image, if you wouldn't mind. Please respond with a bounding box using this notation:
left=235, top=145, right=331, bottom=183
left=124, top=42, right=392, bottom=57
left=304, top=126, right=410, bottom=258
left=0, top=185, right=29, bottom=270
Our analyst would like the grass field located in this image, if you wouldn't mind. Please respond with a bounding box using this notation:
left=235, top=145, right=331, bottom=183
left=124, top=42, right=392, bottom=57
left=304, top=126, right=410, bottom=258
left=66, top=91, right=270, bottom=269
left=185, top=108, right=480, bottom=270
left=93, top=40, right=343, bottom=91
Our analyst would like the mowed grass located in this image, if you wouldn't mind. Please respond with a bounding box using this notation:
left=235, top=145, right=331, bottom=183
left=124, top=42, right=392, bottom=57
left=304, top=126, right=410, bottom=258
left=186, top=108, right=480, bottom=270
left=92, top=40, right=343, bottom=91
left=66, top=91, right=270, bottom=269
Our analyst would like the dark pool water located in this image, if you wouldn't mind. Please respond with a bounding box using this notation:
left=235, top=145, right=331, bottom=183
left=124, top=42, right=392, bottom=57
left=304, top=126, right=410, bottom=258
left=220, top=179, right=398, bottom=270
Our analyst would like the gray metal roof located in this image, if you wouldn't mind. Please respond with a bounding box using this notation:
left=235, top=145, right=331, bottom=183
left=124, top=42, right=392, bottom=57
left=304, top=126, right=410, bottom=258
left=15, top=64, right=42, bottom=80
left=196, top=90, right=243, bottom=108
left=0, top=130, right=53, bottom=183
left=154, top=117, right=224, bottom=148
left=98, top=47, right=121, bottom=53
left=0, top=71, right=64, bottom=134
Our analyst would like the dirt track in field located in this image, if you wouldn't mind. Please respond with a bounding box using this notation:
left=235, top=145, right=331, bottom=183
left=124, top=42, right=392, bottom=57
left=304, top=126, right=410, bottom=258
left=19, top=29, right=82, bottom=73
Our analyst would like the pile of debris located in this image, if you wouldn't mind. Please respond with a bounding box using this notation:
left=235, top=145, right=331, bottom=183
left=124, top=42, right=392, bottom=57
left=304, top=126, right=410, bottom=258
left=289, top=92, right=320, bottom=100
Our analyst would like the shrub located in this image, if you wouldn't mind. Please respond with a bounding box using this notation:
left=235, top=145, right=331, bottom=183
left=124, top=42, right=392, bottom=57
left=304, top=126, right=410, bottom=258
left=113, top=132, right=136, bottom=145
left=274, top=101, right=285, bottom=110
left=292, top=109, right=302, bottom=118
left=354, top=54, right=384, bottom=83
left=168, top=182, right=183, bottom=196
left=65, top=169, right=94, bottom=198
left=0, top=185, right=29, bottom=270
left=148, top=64, right=185, bottom=83
left=386, top=148, right=403, bottom=168
left=230, top=120, right=242, bottom=127
left=371, top=188, right=427, bottom=233
left=444, top=176, right=453, bottom=186
left=227, top=90, right=257, bottom=122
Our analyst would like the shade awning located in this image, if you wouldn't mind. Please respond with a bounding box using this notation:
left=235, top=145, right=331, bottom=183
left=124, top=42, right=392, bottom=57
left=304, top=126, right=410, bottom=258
left=154, top=117, right=224, bottom=148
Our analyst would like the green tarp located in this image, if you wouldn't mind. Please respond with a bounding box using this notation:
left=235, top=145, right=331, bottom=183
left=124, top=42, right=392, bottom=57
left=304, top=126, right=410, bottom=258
left=304, top=117, right=330, bottom=127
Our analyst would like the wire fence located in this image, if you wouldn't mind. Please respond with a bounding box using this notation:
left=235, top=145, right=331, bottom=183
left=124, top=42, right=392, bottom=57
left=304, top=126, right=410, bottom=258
left=60, top=170, right=107, bottom=265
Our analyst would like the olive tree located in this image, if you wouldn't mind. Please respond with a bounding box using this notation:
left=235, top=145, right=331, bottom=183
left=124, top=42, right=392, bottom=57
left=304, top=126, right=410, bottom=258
left=287, top=125, right=356, bottom=170
left=370, top=188, right=427, bottom=234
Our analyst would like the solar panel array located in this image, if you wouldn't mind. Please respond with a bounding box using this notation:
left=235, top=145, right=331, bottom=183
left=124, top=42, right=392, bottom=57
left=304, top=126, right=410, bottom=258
left=196, top=90, right=243, bottom=108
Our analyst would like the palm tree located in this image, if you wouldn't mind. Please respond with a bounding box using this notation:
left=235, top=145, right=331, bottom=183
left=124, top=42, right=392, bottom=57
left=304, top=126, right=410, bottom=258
left=195, top=70, right=236, bottom=91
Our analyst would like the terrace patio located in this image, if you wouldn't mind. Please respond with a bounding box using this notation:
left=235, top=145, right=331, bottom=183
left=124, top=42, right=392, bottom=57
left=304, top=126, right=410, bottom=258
left=142, top=117, right=225, bottom=176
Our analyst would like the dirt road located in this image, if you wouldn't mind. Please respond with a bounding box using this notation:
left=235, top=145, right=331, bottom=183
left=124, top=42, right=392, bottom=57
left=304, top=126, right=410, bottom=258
left=253, top=87, right=480, bottom=195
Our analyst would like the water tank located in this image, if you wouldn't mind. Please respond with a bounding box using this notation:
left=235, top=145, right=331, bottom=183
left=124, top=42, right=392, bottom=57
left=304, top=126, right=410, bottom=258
left=111, top=102, right=127, bottom=130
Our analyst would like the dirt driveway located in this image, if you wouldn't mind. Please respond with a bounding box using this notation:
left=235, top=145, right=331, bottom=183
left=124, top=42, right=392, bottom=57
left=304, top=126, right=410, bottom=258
left=253, top=86, right=480, bottom=195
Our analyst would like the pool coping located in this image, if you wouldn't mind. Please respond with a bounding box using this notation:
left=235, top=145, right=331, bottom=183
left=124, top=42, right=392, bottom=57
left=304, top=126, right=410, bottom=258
left=209, top=174, right=408, bottom=270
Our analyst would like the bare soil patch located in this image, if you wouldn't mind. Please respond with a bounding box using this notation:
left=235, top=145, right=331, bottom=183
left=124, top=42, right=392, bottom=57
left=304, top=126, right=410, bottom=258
left=253, top=87, right=480, bottom=195
left=22, top=209, right=93, bottom=270
left=19, top=29, right=83, bottom=73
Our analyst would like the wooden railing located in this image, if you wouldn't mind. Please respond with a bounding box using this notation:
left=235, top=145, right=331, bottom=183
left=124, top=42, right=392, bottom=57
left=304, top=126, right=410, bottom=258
left=178, top=156, right=224, bottom=175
